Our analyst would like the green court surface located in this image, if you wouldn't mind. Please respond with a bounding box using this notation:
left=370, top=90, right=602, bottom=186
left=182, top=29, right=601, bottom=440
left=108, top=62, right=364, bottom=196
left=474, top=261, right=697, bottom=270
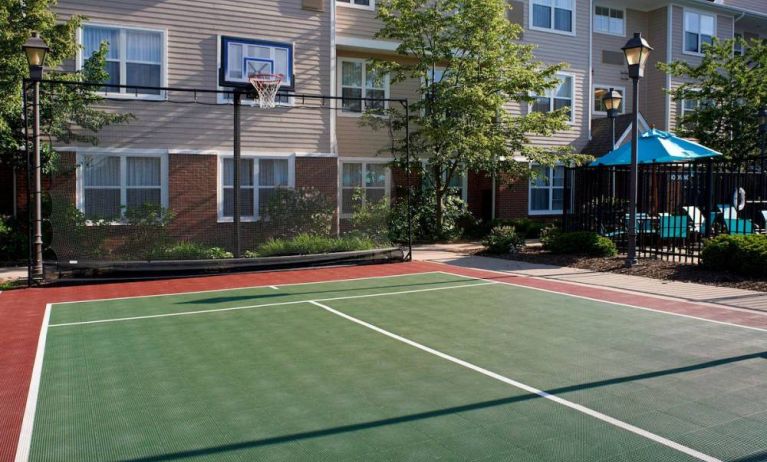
left=22, top=271, right=767, bottom=461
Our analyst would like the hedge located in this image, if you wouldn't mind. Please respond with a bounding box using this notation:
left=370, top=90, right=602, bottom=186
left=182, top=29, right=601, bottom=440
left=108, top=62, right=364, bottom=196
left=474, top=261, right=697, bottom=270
left=542, top=230, right=617, bottom=257
left=701, top=234, right=767, bottom=277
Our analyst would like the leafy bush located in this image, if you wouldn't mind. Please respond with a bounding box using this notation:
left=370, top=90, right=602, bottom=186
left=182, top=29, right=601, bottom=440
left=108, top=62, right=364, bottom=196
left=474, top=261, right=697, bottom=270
left=48, top=200, right=109, bottom=259
left=483, top=225, right=524, bottom=255
left=246, top=234, right=380, bottom=257
left=543, top=231, right=617, bottom=257
left=539, top=224, right=561, bottom=249
left=701, top=234, right=767, bottom=277
left=349, top=189, right=391, bottom=244
left=123, top=204, right=175, bottom=260
left=403, top=190, right=475, bottom=241
left=264, top=188, right=335, bottom=237
left=150, top=242, right=233, bottom=260
left=490, top=218, right=550, bottom=239
left=0, top=215, right=27, bottom=262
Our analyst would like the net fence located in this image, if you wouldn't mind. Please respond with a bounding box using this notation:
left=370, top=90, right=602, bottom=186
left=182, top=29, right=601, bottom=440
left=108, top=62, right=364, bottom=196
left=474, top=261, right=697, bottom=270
left=31, top=80, right=412, bottom=278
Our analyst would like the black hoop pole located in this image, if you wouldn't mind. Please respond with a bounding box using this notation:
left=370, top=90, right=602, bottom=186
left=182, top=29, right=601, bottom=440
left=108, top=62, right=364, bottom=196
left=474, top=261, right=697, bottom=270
left=22, top=80, right=32, bottom=287
left=233, top=88, right=242, bottom=258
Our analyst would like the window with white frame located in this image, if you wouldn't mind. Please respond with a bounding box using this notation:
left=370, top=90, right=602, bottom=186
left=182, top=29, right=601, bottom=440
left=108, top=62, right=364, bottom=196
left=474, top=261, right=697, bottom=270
left=220, top=157, right=292, bottom=220
left=421, top=163, right=468, bottom=202
left=680, top=93, right=714, bottom=129
left=80, top=153, right=166, bottom=220
left=339, top=59, right=388, bottom=114
left=594, top=6, right=624, bottom=36
left=531, top=74, right=574, bottom=122
left=336, top=0, right=373, bottom=9
left=341, top=162, right=389, bottom=215
left=531, top=0, right=574, bottom=34
left=593, top=86, right=624, bottom=114
left=684, top=11, right=715, bottom=54
left=529, top=165, right=564, bottom=214
left=82, top=25, right=164, bottom=96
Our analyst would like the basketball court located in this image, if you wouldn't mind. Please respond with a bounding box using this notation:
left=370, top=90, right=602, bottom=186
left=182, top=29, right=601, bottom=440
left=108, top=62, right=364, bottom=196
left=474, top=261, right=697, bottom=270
left=7, top=263, right=767, bottom=461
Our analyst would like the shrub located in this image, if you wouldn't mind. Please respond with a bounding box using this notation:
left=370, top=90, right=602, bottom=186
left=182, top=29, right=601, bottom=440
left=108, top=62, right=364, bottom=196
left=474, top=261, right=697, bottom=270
left=539, top=224, right=561, bottom=249
left=544, top=231, right=617, bottom=257
left=701, top=234, right=767, bottom=277
left=0, top=215, right=27, bottom=262
left=247, top=234, right=379, bottom=257
left=349, top=189, right=391, bottom=244
left=151, top=242, right=233, bottom=260
left=264, top=188, right=335, bottom=237
left=123, top=204, right=175, bottom=260
left=490, top=218, right=550, bottom=239
left=483, top=225, right=524, bottom=255
left=47, top=200, right=109, bottom=259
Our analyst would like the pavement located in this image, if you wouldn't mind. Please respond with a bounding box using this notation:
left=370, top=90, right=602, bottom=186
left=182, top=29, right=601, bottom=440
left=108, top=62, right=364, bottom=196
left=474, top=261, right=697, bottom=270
left=0, top=267, right=26, bottom=283
left=412, top=245, right=767, bottom=313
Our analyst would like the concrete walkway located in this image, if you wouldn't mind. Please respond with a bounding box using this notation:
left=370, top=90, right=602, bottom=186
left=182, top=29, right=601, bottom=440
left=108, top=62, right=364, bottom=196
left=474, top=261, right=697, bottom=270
left=0, top=267, right=26, bottom=283
left=413, top=247, right=767, bottom=313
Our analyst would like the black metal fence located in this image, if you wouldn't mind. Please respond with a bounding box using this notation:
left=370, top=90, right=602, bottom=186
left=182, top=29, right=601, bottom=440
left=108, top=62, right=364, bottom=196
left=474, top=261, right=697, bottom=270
left=563, top=157, right=767, bottom=263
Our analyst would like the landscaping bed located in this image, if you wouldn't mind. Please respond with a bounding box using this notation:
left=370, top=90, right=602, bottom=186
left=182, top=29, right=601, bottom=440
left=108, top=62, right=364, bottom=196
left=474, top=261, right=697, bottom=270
left=495, top=247, right=767, bottom=292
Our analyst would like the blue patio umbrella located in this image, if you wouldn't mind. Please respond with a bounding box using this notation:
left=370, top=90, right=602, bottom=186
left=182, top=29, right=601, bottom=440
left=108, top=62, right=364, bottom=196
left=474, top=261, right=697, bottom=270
left=590, top=128, right=721, bottom=166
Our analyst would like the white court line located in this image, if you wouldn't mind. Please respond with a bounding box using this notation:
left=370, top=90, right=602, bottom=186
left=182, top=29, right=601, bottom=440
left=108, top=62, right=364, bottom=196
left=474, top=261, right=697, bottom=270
left=53, top=271, right=448, bottom=305
left=309, top=300, right=721, bottom=462
left=434, top=270, right=767, bottom=334
left=269, top=286, right=279, bottom=290
left=15, top=303, right=51, bottom=462
left=48, top=281, right=495, bottom=327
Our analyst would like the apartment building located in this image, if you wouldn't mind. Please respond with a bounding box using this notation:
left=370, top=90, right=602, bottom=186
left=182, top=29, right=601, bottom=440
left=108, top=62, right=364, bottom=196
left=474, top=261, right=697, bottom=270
left=4, top=0, right=767, bottom=246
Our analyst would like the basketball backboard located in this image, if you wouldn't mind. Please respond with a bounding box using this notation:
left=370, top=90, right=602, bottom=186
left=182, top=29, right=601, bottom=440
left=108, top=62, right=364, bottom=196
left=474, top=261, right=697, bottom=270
left=219, top=36, right=294, bottom=91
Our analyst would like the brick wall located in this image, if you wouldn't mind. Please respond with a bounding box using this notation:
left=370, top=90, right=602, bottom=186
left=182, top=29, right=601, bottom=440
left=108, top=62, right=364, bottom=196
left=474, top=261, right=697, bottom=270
left=468, top=171, right=493, bottom=221
left=0, top=165, right=13, bottom=216
left=495, top=174, right=529, bottom=220
left=167, top=153, right=220, bottom=245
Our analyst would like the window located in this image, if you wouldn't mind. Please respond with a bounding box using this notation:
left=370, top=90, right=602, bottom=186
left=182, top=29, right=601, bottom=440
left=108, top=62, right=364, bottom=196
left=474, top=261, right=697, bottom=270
left=79, top=153, right=166, bottom=220
left=529, top=165, right=565, bottom=214
left=341, top=162, right=389, bottom=215
left=594, top=6, right=624, bottom=36
left=531, top=0, right=574, bottom=34
left=593, top=86, right=624, bottom=114
left=339, top=59, right=388, bottom=114
left=680, top=94, right=714, bottom=129
left=220, top=157, right=292, bottom=221
left=734, top=33, right=744, bottom=56
left=421, top=163, right=468, bottom=202
left=531, top=74, right=574, bottom=123
left=684, top=11, right=715, bottom=54
left=336, top=0, right=373, bottom=9
left=82, top=25, right=164, bottom=96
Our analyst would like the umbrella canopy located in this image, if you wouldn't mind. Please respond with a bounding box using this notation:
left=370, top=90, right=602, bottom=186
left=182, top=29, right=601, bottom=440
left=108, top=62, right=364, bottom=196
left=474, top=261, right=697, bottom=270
left=590, top=128, right=722, bottom=166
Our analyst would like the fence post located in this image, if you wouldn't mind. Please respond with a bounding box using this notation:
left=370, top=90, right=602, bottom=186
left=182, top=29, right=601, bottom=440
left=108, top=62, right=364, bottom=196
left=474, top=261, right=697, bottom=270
left=562, top=166, right=570, bottom=232
left=233, top=88, right=242, bottom=258
left=704, top=158, right=713, bottom=238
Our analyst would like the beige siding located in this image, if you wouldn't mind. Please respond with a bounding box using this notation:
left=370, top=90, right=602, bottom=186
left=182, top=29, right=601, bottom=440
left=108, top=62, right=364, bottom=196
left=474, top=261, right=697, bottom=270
left=335, top=50, right=419, bottom=158
left=336, top=3, right=382, bottom=39
left=517, top=0, right=591, bottom=150
left=671, top=6, right=734, bottom=64
left=55, top=0, right=332, bottom=153
left=725, top=0, right=767, bottom=12
left=642, top=7, right=669, bottom=130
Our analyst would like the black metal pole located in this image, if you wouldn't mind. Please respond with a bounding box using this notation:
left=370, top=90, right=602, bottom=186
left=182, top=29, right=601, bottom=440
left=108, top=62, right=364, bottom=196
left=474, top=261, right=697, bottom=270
left=705, top=158, right=713, bottom=238
left=626, top=77, right=639, bottom=267
left=233, top=88, right=242, bottom=258
left=404, top=100, right=413, bottom=261
left=22, top=81, right=32, bottom=287
left=32, top=79, right=43, bottom=279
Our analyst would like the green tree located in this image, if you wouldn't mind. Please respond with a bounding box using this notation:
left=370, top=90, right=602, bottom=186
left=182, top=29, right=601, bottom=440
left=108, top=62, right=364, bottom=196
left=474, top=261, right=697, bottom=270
left=659, top=37, right=767, bottom=160
left=363, top=0, right=590, bottom=235
left=0, top=0, right=132, bottom=172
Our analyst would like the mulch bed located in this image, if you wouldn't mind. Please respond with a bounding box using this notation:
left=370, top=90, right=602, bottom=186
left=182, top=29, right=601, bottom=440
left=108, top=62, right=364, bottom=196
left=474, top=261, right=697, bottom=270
left=490, top=248, right=767, bottom=292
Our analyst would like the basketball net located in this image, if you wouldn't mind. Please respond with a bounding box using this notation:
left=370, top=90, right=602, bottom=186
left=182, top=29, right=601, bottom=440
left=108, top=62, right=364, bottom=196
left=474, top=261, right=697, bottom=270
left=248, top=73, right=284, bottom=109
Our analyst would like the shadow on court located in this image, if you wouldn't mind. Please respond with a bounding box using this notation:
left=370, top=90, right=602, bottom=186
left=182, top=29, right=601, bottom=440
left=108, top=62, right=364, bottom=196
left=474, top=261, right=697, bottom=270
left=176, top=278, right=475, bottom=305
left=120, top=351, right=767, bottom=462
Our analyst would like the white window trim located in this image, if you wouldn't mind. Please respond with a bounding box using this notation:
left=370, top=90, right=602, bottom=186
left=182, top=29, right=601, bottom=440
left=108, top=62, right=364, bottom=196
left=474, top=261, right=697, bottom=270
left=682, top=8, right=717, bottom=57
left=528, top=72, right=576, bottom=125
left=338, top=159, right=392, bottom=218
left=593, top=5, right=625, bottom=37
left=528, top=0, right=577, bottom=37
left=77, top=23, right=168, bottom=101
left=75, top=151, right=169, bottom=225
left=592, top=84, right=626, bottom=116
left=337, top=57, right=391, bottom=118
left=528, top=164, right=565, bottom=216
left=336, top=0, right=375, bottom=11
left=216, top=154, right=296, bottom=223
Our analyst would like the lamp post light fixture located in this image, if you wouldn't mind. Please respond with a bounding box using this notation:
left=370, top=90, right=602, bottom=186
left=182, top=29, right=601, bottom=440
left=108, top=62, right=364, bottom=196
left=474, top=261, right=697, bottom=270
left=22, top=32, right=50, bottom=280
left=622, top=32, right=652, bottom=267
left=602, top=88, right=623, bottom=150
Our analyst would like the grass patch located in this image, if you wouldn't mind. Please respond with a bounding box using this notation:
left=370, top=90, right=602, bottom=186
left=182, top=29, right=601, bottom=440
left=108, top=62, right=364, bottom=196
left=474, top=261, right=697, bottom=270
left=246, top=234, right=382, bottom=257
left=150, top=242, right=233, bottom=260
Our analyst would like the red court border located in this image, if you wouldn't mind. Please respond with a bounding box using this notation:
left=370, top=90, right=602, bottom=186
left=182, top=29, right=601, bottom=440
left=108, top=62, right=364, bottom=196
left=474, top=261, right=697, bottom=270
left=1, top=260, right=766, bottom=461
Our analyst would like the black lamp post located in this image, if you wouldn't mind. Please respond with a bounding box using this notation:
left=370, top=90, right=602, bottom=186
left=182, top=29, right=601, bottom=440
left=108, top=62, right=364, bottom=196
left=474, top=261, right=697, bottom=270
left=622, top=32, right=652, bottom=267
left=602, top=88, right=623, bottom=150
left=22, top=32, right=50, bottom=280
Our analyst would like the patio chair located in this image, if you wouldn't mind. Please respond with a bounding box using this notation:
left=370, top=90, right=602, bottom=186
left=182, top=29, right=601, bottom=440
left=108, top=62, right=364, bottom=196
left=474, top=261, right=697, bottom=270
left=658, top=213, right=688, bottom=239
left=682, top=206, right=718, bottom=234
left=723, top=217, right=754, bottom=235
left=717, top=204, right=738, bottom=220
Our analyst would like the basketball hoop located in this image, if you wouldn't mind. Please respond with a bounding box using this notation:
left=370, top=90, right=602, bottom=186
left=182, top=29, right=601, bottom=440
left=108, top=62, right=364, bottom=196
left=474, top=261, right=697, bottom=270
left=248, top=73, right=283, bottom=108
